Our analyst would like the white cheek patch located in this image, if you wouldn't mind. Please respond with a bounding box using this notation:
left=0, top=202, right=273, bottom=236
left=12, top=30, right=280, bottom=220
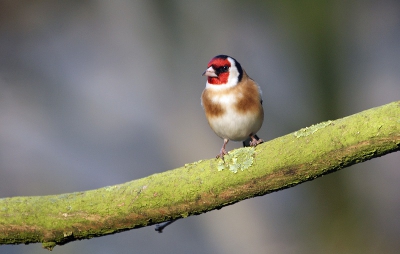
left=226, top=57, right=239, bottom=87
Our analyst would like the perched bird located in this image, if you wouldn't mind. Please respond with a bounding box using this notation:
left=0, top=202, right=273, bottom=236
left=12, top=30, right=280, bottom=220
left=201, top=55, right=264, bottom=158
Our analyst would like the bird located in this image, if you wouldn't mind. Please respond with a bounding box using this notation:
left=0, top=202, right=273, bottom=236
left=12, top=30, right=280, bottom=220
left=201, top=55, right=264, bottom=159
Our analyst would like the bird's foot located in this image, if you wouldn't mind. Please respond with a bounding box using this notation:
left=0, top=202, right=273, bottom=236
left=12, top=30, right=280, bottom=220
left=249, top=136, right=264, bottom=147
left=216, top=147, right=228, bottom=159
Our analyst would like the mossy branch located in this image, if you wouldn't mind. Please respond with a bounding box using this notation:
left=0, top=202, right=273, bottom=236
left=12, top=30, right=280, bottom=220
left=1, top=101, right=399, bottom=250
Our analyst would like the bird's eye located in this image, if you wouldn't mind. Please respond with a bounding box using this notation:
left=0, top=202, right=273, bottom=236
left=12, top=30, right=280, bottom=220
left=218, top=66, right=229, bottom=73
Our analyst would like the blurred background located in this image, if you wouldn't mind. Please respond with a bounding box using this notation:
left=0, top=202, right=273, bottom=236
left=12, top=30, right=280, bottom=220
left=1, top=1, right=399, bottom=253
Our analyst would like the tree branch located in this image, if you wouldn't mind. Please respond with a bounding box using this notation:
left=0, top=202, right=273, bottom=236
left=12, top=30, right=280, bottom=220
left=1, top=101, right=399, bottom=250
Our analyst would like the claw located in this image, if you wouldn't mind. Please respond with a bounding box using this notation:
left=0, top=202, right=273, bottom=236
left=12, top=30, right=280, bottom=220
left=216, top=147, right=228, bottom=159
left=249, top=135, right=264, bottom=147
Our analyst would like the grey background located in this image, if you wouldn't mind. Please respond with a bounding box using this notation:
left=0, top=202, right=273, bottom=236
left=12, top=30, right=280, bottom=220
left=1, top=1, right=400, bottom=253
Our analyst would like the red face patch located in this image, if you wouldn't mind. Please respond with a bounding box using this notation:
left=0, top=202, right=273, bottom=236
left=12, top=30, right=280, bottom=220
left=207, top=57, right=231, bottom=85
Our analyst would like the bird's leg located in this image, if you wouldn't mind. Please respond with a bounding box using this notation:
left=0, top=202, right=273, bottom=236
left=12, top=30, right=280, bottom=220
left=216, top=139, right=229, bottom=159
left=249, top=135, right=264, bottom=147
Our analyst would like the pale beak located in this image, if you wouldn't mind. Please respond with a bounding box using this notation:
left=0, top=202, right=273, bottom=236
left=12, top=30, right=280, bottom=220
left=202, top=66, right=218, bottom=77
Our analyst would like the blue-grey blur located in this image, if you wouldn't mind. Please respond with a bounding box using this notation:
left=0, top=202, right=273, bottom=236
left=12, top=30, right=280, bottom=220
left=1, top=1, right=400, bottom=253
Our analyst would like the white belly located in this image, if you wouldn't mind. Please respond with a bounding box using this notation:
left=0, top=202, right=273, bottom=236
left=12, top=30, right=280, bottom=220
left=208, top=107, right=263, bottom=141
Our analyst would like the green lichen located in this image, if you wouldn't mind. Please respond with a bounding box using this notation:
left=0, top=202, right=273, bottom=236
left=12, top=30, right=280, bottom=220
left=42, top=241, right=56, bottom=251
left=217, top=147, right=255, bottom=173
left=63, top=231, right=73, bottom=237
left=104, top=185, right=117, bottom=191
left=293, top=120, right=333, bottom=138
left=184, top=160, right=204, bottom=168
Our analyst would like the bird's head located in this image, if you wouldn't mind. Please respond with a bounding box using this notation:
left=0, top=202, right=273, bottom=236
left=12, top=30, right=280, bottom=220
left=202, top=55, right=243, bottom=88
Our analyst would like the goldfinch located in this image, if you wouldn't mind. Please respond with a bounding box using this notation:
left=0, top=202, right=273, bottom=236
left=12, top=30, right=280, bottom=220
left=201, top=55, right=264, bottom=158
